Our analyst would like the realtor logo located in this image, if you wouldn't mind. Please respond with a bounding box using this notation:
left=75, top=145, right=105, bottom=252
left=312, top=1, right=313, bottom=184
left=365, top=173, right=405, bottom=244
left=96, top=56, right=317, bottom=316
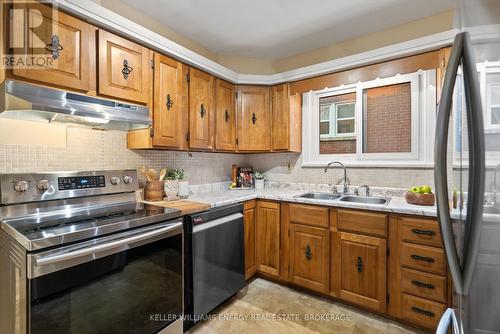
left=3, top=0, right=58, bottom=69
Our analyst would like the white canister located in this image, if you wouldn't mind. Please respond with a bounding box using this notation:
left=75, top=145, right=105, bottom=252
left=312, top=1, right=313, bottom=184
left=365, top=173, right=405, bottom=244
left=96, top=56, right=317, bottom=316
left=255, top=179, right=264, bottom=190
left=164, top=180, right=179, bottom=200
left=178, top=180, right=189, bottom=199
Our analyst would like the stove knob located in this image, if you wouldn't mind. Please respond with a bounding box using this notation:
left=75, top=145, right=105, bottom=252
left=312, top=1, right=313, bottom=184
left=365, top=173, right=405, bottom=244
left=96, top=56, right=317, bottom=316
left=37, top=179, right=50, bottom=191
left=123, top=175, right=133, bottom=184
left=14, top=180, right=29, bottom=192
left=110, top=177, right=121, bottom=185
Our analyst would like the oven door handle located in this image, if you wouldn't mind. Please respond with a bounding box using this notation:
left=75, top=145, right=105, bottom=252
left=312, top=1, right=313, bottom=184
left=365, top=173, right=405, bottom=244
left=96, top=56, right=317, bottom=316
left=31, top=222, right=183, bottom=277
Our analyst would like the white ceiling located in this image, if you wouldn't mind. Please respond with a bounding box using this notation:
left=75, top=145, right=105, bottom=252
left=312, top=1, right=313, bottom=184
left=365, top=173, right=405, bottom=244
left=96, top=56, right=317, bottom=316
left=121, top=0, right=456, bottom=59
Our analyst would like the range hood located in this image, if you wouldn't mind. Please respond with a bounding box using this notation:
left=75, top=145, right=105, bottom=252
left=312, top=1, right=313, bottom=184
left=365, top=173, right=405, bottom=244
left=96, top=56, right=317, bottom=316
left=0, top=80, right=151, bottom=130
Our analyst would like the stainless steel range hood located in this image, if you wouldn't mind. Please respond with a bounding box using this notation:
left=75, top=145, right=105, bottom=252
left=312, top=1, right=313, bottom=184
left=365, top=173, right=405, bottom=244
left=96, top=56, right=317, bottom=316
left=0, top=80, right=151, bottom=130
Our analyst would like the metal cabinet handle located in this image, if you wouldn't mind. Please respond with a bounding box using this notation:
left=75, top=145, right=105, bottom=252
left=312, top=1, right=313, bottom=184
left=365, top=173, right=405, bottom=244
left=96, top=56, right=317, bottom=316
left=411, top=307, right=435, bottom=317
left=45, top=35, right=63, bottom=59
left=411, top=280, right=435, bottom=289
left=410, top=254, right=435, bottom=263
left=305, top=245, right=312, bottom=260
left=200, top=104, right=206, bottom=118
left=411, top=228, right=435, bottom=236
left=356, top=256, right=363, bottom=273
left=251, top=112, right=257, bottom=124
left=166, top=94, right=174, bottom=110
left=225, top=110, right=230, bottom=122
left=122, top=60, right=133, bottom=79
left=435, top=32, right=485, bottom=295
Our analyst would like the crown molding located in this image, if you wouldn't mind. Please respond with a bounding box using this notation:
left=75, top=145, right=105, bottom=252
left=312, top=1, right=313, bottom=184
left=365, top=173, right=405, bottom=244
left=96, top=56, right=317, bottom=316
left=54, top=0, right=458, bottom=85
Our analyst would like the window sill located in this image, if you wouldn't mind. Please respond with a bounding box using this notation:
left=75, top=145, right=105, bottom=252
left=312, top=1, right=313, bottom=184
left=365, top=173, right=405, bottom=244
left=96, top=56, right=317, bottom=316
left=301, top=160, right=435, bottom=168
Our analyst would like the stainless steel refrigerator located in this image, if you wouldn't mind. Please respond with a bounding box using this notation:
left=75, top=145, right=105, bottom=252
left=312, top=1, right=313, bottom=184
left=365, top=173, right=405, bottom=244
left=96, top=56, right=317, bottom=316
left=435, top=0, right=500, bottom=333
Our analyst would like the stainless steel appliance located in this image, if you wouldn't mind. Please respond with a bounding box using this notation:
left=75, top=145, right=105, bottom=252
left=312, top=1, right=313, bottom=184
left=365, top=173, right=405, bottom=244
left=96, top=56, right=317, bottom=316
left=0, top=80, right=151, bottom=130
left=435, top=0, right=500, bottom=332
left=0, top=170, right=184, bottom=334
left=184, top=204, right=245, bottom=330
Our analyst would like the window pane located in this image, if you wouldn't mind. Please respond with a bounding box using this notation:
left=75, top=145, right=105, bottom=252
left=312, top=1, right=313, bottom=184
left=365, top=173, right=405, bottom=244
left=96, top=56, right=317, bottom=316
left=319, top=92, right=356, bottom=154
left=337, top=103, right=355, bottom=119
left=337, top=119, right=355, bottom=134
left=362, top=83, right=411, bottom=153
left=492, top=107, right=500, bottom=124
left=320, top=121, right=330, bottom=134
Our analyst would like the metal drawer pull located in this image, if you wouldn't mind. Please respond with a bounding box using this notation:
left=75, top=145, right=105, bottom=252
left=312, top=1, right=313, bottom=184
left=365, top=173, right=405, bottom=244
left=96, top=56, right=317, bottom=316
left=411, top=228, right=436, bottom=236
left=410, top=254, right=435, bottom=263
left=166, top=94, right=174, bottom=110
left=251, top=112, right=257, bottom=124
left=357, top=256, right=363, bottom=273
left=305, top=245, right=312, bottom=260
left=411, top=307, right=435, bottom=317
left=411, top=280, right=436, bottom=289
left=225, top=110, right=230, bottom=122
left=45, top=35, right=63, bottom=59
left=122, top=60, right=133, bottom=79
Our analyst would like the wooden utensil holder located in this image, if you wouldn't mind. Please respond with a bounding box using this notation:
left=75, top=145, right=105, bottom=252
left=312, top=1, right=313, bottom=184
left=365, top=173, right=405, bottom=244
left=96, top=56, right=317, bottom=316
left=145, top=181, right=165, bottom=202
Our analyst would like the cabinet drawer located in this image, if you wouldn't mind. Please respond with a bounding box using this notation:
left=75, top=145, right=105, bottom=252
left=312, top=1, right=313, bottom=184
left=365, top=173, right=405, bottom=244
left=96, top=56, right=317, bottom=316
left=337, top=209, right=387, bottom=237
left=401, top=242, right=446, bottom=275
left=289, top=204, right=329, bottom=228
left=400, top=217, right=442, bottom=247
left=401, top=293, right=446, bottom=329
left=401, top=268, right=447, bottom=303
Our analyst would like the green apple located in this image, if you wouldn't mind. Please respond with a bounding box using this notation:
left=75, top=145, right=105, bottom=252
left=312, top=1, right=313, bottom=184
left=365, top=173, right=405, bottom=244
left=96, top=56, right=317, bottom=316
left=421, top=185, right=432, bottom=194
left=410, top=186, right=419, bottom=193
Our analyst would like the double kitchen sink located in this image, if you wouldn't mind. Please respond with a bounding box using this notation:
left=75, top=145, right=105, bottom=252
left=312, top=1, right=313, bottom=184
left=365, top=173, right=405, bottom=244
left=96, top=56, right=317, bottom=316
left=296, top=192, right=391, bottom=205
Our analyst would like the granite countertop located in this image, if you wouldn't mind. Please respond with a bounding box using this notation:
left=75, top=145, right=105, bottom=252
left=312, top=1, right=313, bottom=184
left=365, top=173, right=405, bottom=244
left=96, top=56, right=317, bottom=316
left=188, top=184, right=438, bottom=218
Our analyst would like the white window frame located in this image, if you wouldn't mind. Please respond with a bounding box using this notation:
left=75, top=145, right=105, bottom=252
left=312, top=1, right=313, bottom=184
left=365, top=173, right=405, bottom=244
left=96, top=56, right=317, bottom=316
left=320, top=100, right=356, bottom=140
left=302, top=69, right=436, bottom=167
left=478, top=61, right=500, bottom=132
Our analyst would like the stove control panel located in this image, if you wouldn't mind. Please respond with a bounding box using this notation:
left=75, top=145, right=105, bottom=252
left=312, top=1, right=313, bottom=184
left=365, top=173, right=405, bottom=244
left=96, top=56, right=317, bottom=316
left=0, top=170, right=138, bottom=205
left=58, top=175, right=106, bottom=190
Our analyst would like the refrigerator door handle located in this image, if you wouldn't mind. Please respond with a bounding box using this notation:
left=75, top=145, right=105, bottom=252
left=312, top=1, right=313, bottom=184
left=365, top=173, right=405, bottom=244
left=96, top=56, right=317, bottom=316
left=435, top=32, right=465, bottom=295
left=461, top=31, right=485, bottom=294
left=436, top=308, right=460, bottom=334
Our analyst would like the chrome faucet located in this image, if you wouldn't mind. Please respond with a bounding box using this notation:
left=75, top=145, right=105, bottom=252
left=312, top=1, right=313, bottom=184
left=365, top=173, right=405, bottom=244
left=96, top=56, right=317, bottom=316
left=324, top=161, right=348, bottom=194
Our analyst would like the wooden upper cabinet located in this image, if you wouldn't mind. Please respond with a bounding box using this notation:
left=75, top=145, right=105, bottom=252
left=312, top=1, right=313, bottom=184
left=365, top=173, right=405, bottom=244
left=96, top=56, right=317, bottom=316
left=188, top=67, right=215, bottom=150
left=255, top=200, right=281, bottom=278
left=97, top=30, right=151, bottom=104
left=289, top=224, right=330, bottom=293
left=331, top=232, right=387, bottom=313
left=271, top=83, right=301, bottom=152
left=236, top=86, right=271, bottom=151
left=12, top=4, right=93, bottom=92
left=215, top=79, right=236, bottom=151
left=152, top=53, right=185, bottom=148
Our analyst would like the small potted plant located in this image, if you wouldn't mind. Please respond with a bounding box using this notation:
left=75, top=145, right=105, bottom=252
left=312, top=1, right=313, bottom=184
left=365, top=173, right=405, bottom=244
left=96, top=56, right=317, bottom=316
left=254, top=171, right=265, bottom=190
left=163, top=168, right=180, bottom=201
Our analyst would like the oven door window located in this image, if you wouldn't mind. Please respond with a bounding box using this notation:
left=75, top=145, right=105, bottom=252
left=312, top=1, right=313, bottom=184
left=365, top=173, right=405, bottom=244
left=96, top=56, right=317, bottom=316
left=29, top=234, right=182, bottom=334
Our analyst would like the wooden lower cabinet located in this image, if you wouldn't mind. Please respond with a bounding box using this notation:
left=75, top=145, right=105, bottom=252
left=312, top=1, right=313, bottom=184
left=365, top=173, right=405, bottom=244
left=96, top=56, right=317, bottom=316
left=244, top=201, right=257, bottom=279
left=255, top=200, right=281, bottom=278
left=331, top=232, right=387, bottom=313
left=289, top=224, right=329, bottom=293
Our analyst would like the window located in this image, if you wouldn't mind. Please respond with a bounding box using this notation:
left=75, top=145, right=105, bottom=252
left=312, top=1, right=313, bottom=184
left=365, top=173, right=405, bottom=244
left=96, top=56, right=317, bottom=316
left=302, top=70, right=436, bottom=167
left=486, top=73, right=500, bottom=127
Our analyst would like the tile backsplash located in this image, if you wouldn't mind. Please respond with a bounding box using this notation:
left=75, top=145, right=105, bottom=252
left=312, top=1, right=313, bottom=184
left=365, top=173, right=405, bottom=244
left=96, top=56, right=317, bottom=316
left=0, top=124, right=433, bottom=189
left=0, top=127, right=246, bottom=185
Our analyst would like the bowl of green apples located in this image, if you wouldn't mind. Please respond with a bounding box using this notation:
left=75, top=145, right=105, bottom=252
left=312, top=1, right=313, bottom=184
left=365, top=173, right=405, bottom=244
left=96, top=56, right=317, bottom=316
left=405, top=185, right=435, bottom=206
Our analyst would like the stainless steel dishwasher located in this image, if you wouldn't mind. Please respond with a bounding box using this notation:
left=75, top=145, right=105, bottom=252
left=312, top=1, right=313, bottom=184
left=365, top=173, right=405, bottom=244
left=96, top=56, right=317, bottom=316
left=184, top=203, right=245, bottom=330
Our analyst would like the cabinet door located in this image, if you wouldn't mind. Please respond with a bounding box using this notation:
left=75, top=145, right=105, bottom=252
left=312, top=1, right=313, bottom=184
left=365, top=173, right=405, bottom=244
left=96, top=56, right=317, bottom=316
left=236, top=86, right=271, bottom=151
left=289, top=224, right=329, bottom=293
left=12, top=4, right=93, bottom=92
left=152, top=53, right=184, bottom=148
left=98, top=30, right=151, bottom=104
left=244, top=201, right=257, bottom=279
left=215, top=79, right=236, bottom=151
left=271, top=83, right=290, bottom=150
left=255, top=200, right=280, bottom=277
left=189, top=68, right=215, bottom=150
left=332, top=232, right=387, bottom=312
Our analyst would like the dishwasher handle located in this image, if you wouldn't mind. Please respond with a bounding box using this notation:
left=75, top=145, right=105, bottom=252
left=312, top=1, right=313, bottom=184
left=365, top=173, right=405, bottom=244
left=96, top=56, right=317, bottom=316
left=193, top=212, right=243, bottom=233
